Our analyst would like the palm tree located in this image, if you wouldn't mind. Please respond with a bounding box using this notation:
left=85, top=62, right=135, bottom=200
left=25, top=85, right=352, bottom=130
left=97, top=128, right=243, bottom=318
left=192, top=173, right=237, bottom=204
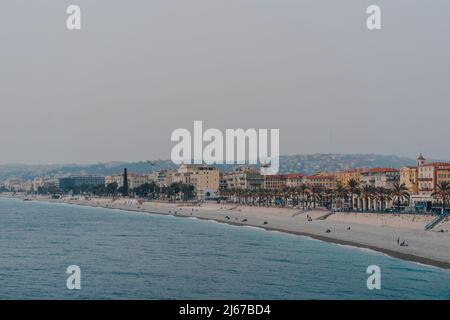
left=374, top=187, right=391, bottom=212
left=236, top=188, right=244, bottom=204
left=432, top=182, right=450, bottom=214
left=297, top=184, right=309, bottom=210
left=256, top=188, right=266, bottom=206
left=309, top=187, right=322, bottom=209
left=361, top=185, right=374, bottom=212
left=334, top=183, right=347, bottom=210
left=391, top=182, right=410, bottom=212
left=347, top=179, right=360, bottom=210
left=106, top=182, right=118, bottom=197
left=321, top=187, right=331, bottom=209
left=281, top=187, right=290, bottom=207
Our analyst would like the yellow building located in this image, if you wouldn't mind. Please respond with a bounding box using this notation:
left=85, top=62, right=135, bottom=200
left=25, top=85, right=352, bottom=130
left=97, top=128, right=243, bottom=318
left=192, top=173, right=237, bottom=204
left=177, top=164, right=220, bottom=198
left=400, top=166, right=418, bottom=194
left=334, top=169, right=364, bottom=187
left=304, top=172, right=334, bottom=189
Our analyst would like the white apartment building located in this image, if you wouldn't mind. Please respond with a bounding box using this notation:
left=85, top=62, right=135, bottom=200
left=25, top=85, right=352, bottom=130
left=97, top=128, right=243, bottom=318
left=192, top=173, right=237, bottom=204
left=105, top=173, right=149, bottom=190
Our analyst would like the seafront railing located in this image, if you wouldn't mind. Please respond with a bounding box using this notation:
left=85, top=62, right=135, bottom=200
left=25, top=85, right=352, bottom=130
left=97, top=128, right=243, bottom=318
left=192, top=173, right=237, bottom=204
left=425, top=213, right=449, bottom=231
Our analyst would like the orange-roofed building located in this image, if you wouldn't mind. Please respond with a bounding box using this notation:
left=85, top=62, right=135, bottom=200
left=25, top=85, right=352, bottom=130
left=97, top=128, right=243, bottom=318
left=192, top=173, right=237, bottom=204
left=264, top=175, right=287, bottom=190
left=418, top=159, right=450, bottom=195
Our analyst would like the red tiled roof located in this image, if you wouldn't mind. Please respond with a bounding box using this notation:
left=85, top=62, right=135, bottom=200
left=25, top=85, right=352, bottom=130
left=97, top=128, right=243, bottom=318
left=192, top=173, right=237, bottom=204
left=265, top=175, right=286, bottom=180
left=363, top=168, right=399, bottom=173
left=127, top=173, right=143, bottom=177
left=421, top=162, right=450, bottom=167
left=282, top=173, right=304, bottom=179
left=304, top=175, right=333, bottom=179
left=336, top=168, right=366, bottom=174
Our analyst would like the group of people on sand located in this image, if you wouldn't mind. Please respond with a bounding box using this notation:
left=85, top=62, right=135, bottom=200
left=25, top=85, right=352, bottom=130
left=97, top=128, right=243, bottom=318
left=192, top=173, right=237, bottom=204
left=168, top=207, right=199, bottom=216
left=397, top=237, right=409, bottom=247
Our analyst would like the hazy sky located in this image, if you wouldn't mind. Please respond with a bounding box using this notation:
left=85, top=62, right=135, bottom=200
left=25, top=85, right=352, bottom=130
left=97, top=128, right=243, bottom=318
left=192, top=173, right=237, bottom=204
left=1, top=0, right=449, bottom=164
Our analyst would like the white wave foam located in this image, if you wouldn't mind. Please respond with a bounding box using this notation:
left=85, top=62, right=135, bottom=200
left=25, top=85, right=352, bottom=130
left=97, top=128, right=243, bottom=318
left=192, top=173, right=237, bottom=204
left=333, top=243, right=388, bottom=257
left=242, top=225, right=267, bottom=232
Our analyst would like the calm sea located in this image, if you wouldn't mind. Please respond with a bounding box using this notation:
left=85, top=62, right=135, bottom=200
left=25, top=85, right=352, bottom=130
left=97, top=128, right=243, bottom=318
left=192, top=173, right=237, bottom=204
left=0, top=197, right=449, bottom=299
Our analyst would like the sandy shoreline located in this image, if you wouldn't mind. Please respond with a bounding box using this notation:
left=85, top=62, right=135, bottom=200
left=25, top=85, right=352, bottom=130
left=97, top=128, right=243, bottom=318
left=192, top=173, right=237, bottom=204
left=2, top=194, right=450, bottom=270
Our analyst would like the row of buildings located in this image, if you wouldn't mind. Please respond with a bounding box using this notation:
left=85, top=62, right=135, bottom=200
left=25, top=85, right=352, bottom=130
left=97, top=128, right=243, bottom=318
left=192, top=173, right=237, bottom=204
left=2, top=177, right=58, bottom=193
left=103, top=166, right=336, bottom=199
left=105, top=164, right=221, bottom=198
left=3, top=154, right=449, bottom=203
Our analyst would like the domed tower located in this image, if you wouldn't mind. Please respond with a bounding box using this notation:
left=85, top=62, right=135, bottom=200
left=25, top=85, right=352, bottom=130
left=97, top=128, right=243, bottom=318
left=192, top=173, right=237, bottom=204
left=417, top=153, right=425, bottom=167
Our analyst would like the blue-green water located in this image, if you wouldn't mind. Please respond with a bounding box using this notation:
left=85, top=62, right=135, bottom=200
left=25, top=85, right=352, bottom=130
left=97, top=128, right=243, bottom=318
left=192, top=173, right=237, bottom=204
left=0, top=197, right=449, bottom=299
